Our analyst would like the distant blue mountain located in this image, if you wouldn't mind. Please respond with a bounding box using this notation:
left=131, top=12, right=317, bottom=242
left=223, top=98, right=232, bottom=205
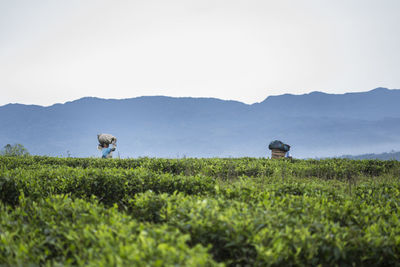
left=1, top=88, right=400, bottom=158
left=341, top=151, right=400, bottom=161
left=255, top=87, right=400, bottom=119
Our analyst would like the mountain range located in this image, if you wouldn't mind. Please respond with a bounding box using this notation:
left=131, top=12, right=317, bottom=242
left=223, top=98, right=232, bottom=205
left=1, top=87, right=399, bottom=158
left=341, top=151, right=400, bottom=161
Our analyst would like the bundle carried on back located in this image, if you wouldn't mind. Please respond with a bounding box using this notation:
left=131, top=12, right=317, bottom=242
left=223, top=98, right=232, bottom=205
left=97, top=133, right=117, bottom=149
left=268, top=140, right=290, bottom=152
left=268, top=140, right=290, bottom=159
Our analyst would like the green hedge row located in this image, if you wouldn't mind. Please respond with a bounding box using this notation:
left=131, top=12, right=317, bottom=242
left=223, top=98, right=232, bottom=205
left=0, top=195, right=221, bottom=266
left=1, top=156, right=400, bottom=266
left=123, top=182, right=400, bottom=266
left=0, top=166, right=215, bottom=206
left=2, top=156, right=399, bottom=180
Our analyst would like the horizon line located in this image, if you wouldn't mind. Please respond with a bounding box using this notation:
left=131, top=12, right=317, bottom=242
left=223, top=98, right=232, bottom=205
left=0, top=87, right=396, bottom=108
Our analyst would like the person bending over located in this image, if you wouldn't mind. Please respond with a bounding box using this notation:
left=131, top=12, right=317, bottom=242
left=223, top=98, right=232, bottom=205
left=101, top=143, right=116, bottom=158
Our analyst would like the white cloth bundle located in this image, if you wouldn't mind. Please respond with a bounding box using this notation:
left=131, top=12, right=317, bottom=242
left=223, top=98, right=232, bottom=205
left=97, top=133, right=117, bottom=149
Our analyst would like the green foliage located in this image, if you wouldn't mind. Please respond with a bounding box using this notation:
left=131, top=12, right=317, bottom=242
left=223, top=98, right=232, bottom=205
left=122, top=185, right=400, bottom=266
left=0, top=195, right=220, bottom=266
left=0, top=166, right=215, bottom=206
left=0, top=155, right=400, bottom=266
left=1, top=156, right=399, bottom=180
left=0, top=144, right=30, bottom=157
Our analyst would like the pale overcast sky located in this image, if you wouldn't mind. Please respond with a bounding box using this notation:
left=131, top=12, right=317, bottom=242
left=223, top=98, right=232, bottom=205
left=0, top=0, right=399, bottom=106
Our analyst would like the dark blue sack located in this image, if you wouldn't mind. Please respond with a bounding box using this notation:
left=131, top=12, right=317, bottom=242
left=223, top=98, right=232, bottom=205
left=268, top=140, right=290, bottom=152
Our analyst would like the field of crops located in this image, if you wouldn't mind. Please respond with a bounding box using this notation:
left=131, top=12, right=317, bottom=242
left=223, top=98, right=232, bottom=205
left=1, top=156, right=400, bottom=266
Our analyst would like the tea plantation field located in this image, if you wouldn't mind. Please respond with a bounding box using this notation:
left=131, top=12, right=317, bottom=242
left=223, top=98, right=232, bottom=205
left=1, top=156, right=400, bottom=266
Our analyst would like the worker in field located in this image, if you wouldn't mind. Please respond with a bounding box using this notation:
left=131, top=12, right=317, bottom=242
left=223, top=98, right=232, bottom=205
left=97, top=133, right=117, bottom=158
left=101, top=143, right=116, bottom=158
left=269, top=140, right=291, bottom=159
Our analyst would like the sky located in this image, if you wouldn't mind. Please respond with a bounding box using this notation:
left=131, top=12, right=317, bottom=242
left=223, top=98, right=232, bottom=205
left=0, top=0, right=399, bottom=106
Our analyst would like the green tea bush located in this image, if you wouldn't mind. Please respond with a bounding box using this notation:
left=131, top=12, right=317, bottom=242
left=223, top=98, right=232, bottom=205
left=1, top=156, right=400, bottom=266
left=0, top=166, right=216, bottom=206
left=121, top=182, right=400, bottom=266
left=3, top=156, right=399, bottom=180
left=0, top=195, right=221, bottom=266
